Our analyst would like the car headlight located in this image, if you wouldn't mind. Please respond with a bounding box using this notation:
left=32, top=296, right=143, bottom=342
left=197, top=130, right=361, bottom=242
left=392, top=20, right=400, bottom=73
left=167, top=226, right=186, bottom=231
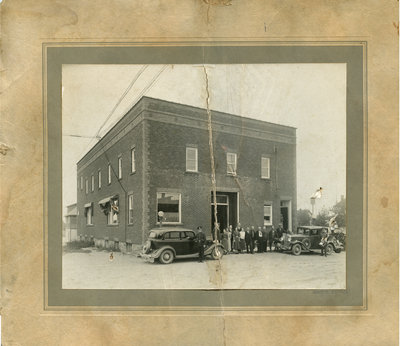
left=287, top=236, right=291, bottom=242
left=280, top=236, right=283, bottom=241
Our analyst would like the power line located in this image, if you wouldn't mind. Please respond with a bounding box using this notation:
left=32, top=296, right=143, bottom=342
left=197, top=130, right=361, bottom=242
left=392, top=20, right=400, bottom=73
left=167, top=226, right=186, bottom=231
left=101, top=65, right=169, bottom=136
left=77, top=65, right=148, bottom=159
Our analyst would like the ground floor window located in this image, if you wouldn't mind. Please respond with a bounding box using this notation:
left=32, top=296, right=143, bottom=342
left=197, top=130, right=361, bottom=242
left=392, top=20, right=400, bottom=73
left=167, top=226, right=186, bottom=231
left=107, top=198, right=119, bottom=225
left=157, top=192, right=181, bottom=223
left=263, top=203, right=272, bottom=226
left=84, top=203, right=93, bottom=225
left=128, top=194, right=134, bottom=224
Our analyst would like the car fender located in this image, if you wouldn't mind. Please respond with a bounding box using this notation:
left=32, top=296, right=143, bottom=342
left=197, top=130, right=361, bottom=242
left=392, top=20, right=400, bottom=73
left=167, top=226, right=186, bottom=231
left=152, top=245, right=177, bottom=259
left=204, top=243, right=224, bottom=255
left=290, top=240, right=305, bottom=249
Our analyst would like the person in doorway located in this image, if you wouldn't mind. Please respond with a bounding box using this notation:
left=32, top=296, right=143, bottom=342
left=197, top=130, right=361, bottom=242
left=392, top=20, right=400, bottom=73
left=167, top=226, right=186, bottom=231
left=233, top=226, right=240, bottom=253
left=222, top=228, right=230, bottom=253
left=196, top=226, right=206, bottom=262
left=228, top=225, right=234, bottom=250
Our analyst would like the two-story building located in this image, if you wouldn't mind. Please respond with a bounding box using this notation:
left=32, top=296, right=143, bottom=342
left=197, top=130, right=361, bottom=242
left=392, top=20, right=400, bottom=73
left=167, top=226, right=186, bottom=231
left=76, top=96, right=297, bottom=251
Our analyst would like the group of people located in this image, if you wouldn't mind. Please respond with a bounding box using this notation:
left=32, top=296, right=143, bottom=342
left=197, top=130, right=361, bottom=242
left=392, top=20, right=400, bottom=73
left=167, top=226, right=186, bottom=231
left=212, top=223, right=286, bottom=254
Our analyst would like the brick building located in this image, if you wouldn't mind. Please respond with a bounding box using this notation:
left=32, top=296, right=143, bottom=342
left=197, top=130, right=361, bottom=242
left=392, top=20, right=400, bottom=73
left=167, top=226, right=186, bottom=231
left=76, top=97, right=297, bottom=251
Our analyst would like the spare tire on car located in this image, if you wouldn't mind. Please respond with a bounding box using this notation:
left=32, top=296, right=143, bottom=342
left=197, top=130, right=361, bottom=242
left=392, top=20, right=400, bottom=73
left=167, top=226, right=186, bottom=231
left=142, top=240, right=151, bottom=254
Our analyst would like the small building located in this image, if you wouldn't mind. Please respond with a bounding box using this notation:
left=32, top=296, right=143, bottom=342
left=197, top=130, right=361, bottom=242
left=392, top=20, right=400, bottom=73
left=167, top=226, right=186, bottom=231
left=76, top=97, right=297, bottom=251
left=63, top=203, right=78, bottom=243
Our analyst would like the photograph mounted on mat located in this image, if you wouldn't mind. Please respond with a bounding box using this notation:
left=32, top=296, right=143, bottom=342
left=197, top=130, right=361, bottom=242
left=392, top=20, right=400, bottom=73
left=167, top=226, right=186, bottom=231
left=45, top=43, right=365, bottom=308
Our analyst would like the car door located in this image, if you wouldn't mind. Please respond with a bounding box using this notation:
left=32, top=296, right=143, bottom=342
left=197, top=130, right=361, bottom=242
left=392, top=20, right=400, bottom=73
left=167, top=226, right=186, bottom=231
left=163, top=231, right=184, bottom=255
left=309, top=229, right=320, bottom=248
left=184, top=231, right=199, bottom=254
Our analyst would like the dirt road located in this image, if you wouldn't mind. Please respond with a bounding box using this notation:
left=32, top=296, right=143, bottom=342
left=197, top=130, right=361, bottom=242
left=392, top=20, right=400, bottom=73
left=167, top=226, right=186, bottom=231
left=62, top=248, right=345, bottom=289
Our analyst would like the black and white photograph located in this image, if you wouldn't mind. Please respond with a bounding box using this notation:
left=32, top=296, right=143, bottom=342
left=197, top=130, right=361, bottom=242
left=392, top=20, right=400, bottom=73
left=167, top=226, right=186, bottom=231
left=61, top=64, right=346, bottom=290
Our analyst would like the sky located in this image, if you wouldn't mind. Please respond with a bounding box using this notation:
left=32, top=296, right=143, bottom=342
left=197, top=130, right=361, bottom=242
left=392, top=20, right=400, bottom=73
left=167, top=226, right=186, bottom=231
left=62, top=64, right=346, bottom=214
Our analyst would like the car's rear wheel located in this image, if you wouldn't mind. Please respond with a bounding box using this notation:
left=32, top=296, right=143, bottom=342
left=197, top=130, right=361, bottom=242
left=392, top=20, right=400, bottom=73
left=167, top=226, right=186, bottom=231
left=326, top=244, right=334, bottom=255
left=211, top=246, right=224, bottom=260
left=292, top=243, right=302, bottom=256
left=159, top=249, right=174, bottom=264
left=334, top=248, right=342, bottom=253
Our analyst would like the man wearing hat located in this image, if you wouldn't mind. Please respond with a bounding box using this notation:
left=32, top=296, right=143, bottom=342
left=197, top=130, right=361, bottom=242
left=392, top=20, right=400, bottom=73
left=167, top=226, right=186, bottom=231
left=196, top=226, right=206, bottom=262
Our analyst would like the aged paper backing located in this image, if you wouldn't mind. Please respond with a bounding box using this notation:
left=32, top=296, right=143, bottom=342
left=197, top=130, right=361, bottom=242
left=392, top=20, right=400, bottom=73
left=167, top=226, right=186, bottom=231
left=1, top=0, right=398, bottom=345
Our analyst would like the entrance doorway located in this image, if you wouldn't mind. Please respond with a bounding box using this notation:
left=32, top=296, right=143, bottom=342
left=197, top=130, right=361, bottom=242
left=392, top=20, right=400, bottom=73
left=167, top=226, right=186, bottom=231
left=211, top=192, right=238, bottom=234
left=280, top=200, right=292, bottom=232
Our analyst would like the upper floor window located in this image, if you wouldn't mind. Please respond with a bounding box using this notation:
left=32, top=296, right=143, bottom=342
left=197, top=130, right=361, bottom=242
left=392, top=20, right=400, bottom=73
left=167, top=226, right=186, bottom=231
left=118, top=157, right=122, bottom=179
left=186, top=147, right=198, bottom=172
left=80, top=176, right=83, bottom=190
left=263, top=203, right=272, bottom=226
left=98, top=170, right=101, bottom=189
left=91, top=175, right=94, bottom=192
left=261, top=157, right=270, bottom=179
left=108, top=164, right=112, bottom=184
left=85, top=179, right=88, bottom=194
left=131, top=148, right=136, bottom=173
left=157, top=192, right=181, bottom=224
left=227, top=152, right=237, bottom=175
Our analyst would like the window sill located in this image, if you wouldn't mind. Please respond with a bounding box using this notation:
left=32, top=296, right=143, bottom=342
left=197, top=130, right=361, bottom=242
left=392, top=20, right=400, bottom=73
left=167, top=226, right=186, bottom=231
left=107, top=224, right=119, bottom=227
left=185, top=170, right=199, bottom=174
left=261, top=177, right=271, bottom=180
left=86, top=224, right=94, bottom=227
left=156, top=222, right=183, bottom=226
left=130, top=171, right=136, bottom=175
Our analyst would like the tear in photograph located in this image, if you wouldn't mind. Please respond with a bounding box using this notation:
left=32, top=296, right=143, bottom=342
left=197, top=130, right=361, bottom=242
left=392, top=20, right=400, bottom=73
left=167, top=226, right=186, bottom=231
left=62, top=64, right=346, bottom=289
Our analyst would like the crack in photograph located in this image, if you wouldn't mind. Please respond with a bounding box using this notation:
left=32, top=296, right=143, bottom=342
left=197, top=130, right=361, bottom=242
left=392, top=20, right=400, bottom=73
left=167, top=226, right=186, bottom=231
left=61, top=63, right=346, bottom=290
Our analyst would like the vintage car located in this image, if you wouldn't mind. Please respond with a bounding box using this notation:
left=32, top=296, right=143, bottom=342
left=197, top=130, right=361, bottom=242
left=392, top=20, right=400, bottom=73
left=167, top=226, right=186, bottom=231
left=280, top=226, right=343, bottom=256
left=139, top=227, right=225, bottom=264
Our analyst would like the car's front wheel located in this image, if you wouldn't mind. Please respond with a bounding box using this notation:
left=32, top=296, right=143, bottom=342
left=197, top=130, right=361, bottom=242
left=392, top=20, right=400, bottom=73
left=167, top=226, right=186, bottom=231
left=326, top=244, right=334, bottom=255
left=292, top=243, right=302, bottom=256
left=211, top=246, right=224, bottom=260
left=159, top=249, right=174, bottom=264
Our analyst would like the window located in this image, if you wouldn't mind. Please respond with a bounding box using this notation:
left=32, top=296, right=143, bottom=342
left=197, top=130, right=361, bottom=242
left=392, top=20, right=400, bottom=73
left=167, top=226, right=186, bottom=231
left=227, top=152, right=237, bottom=175
left=85, top=179, right=88, bottom=194
left=186, top=147, right=198, bottom=172
left=118, top=157, right=122, bottom=179
left=157, top=192, right=181, bottom=223
left=107, top=198, right=119, bottom=225
left=108, top=164, right=112, bottom=184
left=80, top=176, right=83, bottom=190
left=261, top=157, right=270, bottom=179
left=84, top=203, right=93, bottom=225
left=164, top=231, right=180, bottom=239
left=128, top=194, right=134, bottom=224
left=131, top=148, right=136, bottom=173
left=263, top=204, right=272, bottom=226
left=91, top=175, right=94, bottom=192
left=98, top=170, right=101, bottom=189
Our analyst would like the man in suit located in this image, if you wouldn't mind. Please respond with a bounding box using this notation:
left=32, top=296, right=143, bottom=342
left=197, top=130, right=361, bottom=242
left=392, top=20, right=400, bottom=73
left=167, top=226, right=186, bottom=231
left=268, top=226, right=276, bottom=252
left=245, top=227, right=252, bottom=253
left=196, top=226, right=206, bottom=262
left=250, top=226, right=256, bottom=253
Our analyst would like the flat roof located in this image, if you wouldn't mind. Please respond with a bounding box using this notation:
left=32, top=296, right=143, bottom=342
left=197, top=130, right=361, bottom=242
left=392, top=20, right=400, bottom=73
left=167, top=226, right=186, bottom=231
left=78, top=96, right=296, bottom=166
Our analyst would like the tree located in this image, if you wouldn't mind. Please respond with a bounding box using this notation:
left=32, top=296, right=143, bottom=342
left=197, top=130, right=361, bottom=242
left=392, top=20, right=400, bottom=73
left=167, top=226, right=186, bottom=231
left=314, top=208, right=330, bottom=226
left=297, top=209, right=312, bottom=226
left=331, top=197, right=346, bottom=227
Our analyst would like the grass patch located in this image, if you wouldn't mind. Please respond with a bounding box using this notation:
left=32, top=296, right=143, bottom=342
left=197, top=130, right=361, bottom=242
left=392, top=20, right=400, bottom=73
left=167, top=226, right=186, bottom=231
left=64, top=240, right=93, bottom=253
